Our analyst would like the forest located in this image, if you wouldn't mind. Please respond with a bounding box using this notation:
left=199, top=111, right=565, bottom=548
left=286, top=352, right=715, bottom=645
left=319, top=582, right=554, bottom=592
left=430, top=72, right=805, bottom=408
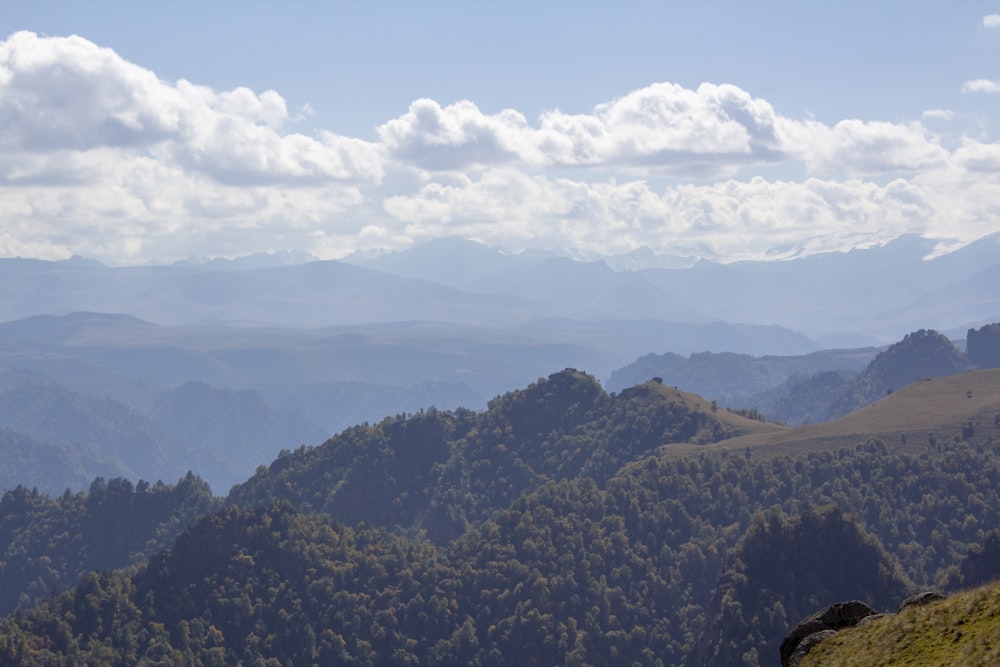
left=0, top=343, right=999, bottom=665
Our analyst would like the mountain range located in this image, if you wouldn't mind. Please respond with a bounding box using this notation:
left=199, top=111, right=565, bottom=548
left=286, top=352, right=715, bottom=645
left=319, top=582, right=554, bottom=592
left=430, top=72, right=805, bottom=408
left=3, top=232, right=999, bottom=347
left=4, top=233, right=1000, bottom=664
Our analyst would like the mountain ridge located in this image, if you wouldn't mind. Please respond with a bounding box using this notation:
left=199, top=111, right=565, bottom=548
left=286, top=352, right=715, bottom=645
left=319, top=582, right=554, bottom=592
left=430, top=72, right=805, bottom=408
left=4, top=232, right=1000, bottom=342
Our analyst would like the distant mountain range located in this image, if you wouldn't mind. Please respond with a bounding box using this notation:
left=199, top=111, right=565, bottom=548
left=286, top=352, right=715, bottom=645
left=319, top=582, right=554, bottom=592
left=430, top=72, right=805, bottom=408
left=342, top=233, right=1000, bottom=345
left=3, top=232, right=999, bottom=346
left=2, top=310, right=996, bottom=494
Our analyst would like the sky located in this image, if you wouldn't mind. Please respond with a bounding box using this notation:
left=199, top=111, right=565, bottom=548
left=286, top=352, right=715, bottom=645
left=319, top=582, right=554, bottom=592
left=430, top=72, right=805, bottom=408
left=2, top=1, right=1000, bottom=265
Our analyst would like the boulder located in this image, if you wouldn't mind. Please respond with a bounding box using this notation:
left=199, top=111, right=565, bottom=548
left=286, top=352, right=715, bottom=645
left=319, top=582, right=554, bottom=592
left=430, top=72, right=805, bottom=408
left=897, top=591, right=946, bottom=612
left=780, top=600, right=877, bottom=667
left=855, top=612, right=889, bottom=627
left=788, top=629, right=837, bottom=667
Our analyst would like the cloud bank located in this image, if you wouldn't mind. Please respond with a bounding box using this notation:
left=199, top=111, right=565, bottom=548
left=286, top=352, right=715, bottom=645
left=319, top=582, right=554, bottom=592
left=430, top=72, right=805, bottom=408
left=1, top=31, right=999, bottom=264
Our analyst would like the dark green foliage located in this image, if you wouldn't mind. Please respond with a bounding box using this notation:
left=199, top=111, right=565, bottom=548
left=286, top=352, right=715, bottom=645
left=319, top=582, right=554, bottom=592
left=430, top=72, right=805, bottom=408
left=0, top=473, right=219, bottom=614
left=5, top=367, right=1000, bottom=664
left=228, top=369, right=744, bottom=542
left=950, top=529, right=1000, bottom=589
left=7, top=433, right=1000, bottom=665
left=690, top=505, right=910, bottom=667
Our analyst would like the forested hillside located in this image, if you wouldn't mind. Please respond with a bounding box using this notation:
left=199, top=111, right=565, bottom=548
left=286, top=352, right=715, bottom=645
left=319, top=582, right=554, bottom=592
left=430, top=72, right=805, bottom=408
left=0, top=473, right=218, bottom=614
left=2, top=364, right=1000, bottom=665
left=227, top=370, right=779, bottom=541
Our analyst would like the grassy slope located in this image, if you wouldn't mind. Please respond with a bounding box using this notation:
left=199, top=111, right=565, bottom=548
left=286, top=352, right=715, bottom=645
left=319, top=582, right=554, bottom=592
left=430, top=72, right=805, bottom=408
left=662, top=368, right=1000, bottom=459
left=801, top=579, right=1000, bottom=667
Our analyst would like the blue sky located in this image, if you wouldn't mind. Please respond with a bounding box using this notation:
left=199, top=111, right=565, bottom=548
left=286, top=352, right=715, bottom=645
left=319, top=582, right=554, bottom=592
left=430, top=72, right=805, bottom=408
left=2, top=2, right=999, bottom=264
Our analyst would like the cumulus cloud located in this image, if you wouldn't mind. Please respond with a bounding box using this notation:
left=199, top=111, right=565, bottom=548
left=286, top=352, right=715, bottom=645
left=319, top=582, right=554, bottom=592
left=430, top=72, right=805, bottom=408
left=538, top=82, right=791, bottom=170
left=0, top=31, right=383, bottom=184
left=2, top=32, right=1000, bottom=265
left=379, top=82, right=799, bottom=177
left=802, top=119, right=948, bottom=176
left=962, top=79, right=1000, bottom=93
left=984, top=14, right=1000, bottom=28
left=377, top=81, right=951, bottom=181
left=952, top=139, right=1000, bottom=172
left=378, top=99, right=541, bottom=170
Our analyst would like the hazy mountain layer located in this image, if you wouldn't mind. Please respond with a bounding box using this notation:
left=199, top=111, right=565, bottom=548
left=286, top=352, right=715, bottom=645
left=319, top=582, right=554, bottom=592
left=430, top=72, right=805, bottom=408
left=6, top=232, right=1000, bottom=344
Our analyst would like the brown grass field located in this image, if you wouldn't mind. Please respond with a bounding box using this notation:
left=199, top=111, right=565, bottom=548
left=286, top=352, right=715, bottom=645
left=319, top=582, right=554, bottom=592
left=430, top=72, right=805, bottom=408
left=658, top=368, right=1000, bottom=459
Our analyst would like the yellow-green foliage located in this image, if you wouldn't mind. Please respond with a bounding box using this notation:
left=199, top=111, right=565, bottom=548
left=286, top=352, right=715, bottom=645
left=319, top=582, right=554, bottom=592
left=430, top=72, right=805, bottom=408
left=802, top=580, right=1000, bottom=666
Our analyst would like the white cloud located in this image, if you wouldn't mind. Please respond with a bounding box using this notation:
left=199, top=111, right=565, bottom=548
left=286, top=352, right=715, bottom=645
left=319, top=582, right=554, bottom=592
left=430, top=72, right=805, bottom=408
left=383, top=171, right=948, bottom=260
left=538, top=82, right=791, bottom=171
left=379, top=82, right=798, bottom=177
left=2, top=32, right=999, bottom=265
left=962, top=79, right=1000, bottom=93
left=802, top=119, right=948, bottom=176
left=0, top=31, right=384, bottom=185
left=953, top=138, right=1000, bottom=172
left=378, top=98, right=541, bottom=170
left=378, top=81, right=951, bottom=181
left=922, top=109, right=954, bottom=121
left=984, top=14, right=1000, bottom=28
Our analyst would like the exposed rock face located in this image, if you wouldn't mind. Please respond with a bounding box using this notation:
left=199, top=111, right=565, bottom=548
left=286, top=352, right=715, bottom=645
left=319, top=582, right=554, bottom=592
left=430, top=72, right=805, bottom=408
left=967, top=323, right=1000, bottom=369
left=780, top=600, right=877, bottom=667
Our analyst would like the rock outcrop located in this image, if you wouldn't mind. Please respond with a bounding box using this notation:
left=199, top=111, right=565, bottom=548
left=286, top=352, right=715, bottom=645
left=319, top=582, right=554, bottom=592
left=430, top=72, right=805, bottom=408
left=780, top=600, right=877, bottom=667
left=898, top=591, right=946, bottom=612
left=782, top=592, right=948, bottom=666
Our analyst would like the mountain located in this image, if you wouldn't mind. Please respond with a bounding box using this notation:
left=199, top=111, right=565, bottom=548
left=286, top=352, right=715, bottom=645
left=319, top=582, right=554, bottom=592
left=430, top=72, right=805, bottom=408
left=0, top=257, right=538, bottom=327
left=171, top=249, right=319, bottom=270
left=4, top=364, right=1000, bottom=664
left=0, top=381, right=172, bottom=483
left=638, top=233, right=1000, bottom=342
left=608, top=327, right=980, bottom=427
left=0, top=372, right=326, bottom=495
left=606, top=347, right=878, bottom=407
left=835, top=328, right=967, bottom=408
left=6, top=233, right=1000, bottom=343
left=227, top=370, right=781, bottom=542
left=0, top=428, right=108, bottom=494
left=0, top=311, right=814, bottom=451
left=150, top=381, right=327, bottom=493
left=343, top=236, right=520, bottom=287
